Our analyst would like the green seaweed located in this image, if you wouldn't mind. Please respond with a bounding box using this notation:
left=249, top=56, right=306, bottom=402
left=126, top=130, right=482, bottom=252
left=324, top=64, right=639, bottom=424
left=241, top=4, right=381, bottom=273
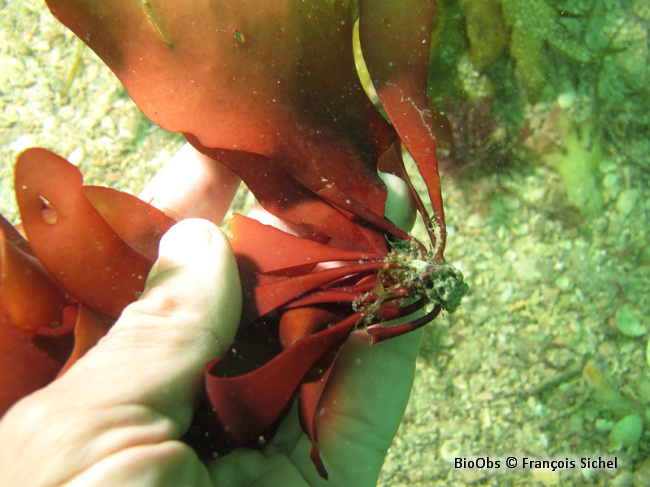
left=427, top=0, right=467, bottom=103
left=430, top=0, right=650, bottom=217
left=458, top=0, right=507, bottom=72
left=541, top=111, right=604, bottom=217
left=500, top=0, right=558, bottom=102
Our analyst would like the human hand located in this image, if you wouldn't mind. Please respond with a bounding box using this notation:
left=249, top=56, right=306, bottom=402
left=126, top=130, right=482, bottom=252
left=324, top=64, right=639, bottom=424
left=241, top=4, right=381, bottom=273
left=0, top=144, right=422, bottom=486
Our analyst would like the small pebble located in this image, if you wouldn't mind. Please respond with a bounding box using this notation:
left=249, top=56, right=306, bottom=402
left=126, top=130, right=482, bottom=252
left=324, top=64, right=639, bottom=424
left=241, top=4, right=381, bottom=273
left=67, top=146, right=84, bottom=166
left=616, top=304, right=646, bottom=338
left=608, top=414, right=643, bottom=451
left=616, top=189, right=640, bottom=217
left=555, top=276, right=572, bottom=290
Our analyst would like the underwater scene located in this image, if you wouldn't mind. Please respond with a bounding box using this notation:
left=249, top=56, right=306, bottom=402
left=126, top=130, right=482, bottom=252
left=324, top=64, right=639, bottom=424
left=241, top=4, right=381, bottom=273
left=0, top=0, right=649, bottom=485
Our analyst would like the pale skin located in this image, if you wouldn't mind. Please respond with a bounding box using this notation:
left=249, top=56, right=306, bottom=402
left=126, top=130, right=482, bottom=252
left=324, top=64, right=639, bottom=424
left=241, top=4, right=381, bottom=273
left=0, top=144, right=423, bottom=486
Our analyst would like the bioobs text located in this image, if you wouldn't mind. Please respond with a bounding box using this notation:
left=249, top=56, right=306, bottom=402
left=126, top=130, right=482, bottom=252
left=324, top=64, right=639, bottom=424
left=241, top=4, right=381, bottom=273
left=454, top=457, right=499, bottom=469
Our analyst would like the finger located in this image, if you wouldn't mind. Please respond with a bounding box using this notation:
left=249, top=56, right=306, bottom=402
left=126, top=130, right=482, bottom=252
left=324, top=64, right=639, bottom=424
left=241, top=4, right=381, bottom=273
left=246, top=204, right=305, bottom=236
left=139, top=143, right=241, bottom=224
left=378, top=171, right=417, bottom=231
left=245, top=171, right=417, bottom=236
left=0, top=219, right=241, bottom=485
left=294, top=328, right=423, bottom=486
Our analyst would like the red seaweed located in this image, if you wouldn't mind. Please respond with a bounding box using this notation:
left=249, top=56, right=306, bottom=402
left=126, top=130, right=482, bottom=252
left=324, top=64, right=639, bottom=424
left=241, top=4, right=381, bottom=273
left=0, top=0, right=467, bottom=478
left=0, top=149, right=175, bottom=413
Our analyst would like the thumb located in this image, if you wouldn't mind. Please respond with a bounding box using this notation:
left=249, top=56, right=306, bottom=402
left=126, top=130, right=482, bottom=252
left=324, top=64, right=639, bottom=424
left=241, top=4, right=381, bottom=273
left=81, top=218, right=242, bottom=424
left=0, top=219, right=241, bottom=486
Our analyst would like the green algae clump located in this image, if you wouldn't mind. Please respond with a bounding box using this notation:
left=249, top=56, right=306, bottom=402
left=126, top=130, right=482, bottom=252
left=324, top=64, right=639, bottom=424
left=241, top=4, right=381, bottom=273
left=500, top=0, right=557, bottom=102
left=458, top=0, right=507, bottom=72
left=541, top=109, right=604, bottom=217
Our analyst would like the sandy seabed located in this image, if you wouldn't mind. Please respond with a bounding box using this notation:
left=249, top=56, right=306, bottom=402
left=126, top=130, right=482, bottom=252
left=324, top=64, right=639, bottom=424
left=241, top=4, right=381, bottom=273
left=1, top=2, right=649, bottom=486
